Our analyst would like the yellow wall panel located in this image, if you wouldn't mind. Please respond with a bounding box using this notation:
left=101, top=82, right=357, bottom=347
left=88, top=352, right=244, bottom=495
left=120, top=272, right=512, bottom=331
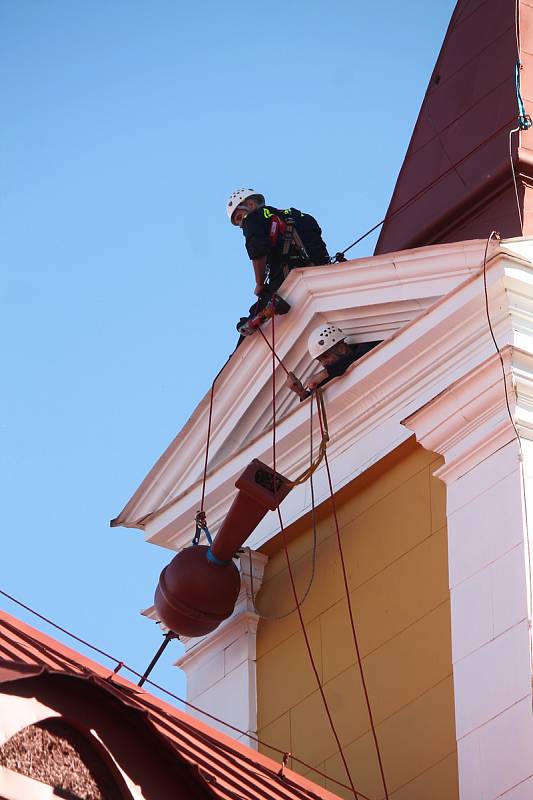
left=321, top=679, right=457, bottom=799
left=321, top=664, right=375, bottom=747
left=289, top=689, right=339, bottom=765
left=257, top=711, right=291, bottom=764
left=319, top=598, right=355, bottom=684
left=324, top=730, right=379, bottom=800
left=377, top=677, right=457, bottom=790
left=256, top=442, right=458, bottom=798
left=347, top=527, right=449, bottom=655
left=389, top=752, right=459, bottom=800
left=258, top=616, right=322, bottom=728
left=338, top=468, right=433, bottom=590
left=363, top=600, right=453, bottom=723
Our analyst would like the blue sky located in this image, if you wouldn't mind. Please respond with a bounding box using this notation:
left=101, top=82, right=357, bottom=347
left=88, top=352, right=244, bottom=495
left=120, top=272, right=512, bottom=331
left=1, top=1, right=455, bottom=708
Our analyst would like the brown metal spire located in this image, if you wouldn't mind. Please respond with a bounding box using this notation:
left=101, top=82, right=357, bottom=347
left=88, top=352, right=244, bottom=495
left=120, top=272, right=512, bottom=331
left=375, top=0, right=533, bottom=254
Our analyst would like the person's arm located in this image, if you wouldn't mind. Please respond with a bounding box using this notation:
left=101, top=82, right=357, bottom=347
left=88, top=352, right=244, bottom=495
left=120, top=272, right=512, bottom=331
left=305, top=368, right=329, bottom=391
left=286, top=371, right=308, bottom=400
left=243, top=215, right=270, bottom=295
left=252, top=256, right=268, bottom=295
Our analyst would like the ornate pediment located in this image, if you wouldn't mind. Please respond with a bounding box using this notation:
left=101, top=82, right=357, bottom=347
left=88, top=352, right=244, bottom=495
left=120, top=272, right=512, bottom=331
left=112, top=238, right=505, bottom=551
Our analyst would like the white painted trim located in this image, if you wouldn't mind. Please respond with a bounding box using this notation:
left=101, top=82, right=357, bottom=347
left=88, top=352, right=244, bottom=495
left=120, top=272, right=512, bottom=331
left=112, top=238, right=495, bottom=538
left=404, top=346, right=533, bottom=800
left=156, top=550, right=269, bottom=748
left=128, top=240, right=533, bottom=557
left=119, top=237, right=533, bottom=770
left=403, top=348, right=518, bottom=483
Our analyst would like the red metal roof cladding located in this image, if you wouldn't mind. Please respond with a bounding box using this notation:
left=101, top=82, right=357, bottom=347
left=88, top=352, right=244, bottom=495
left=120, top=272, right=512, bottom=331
left=375, top=0, right=533, bottom=254
left=0, top=609, right=342, bottom=800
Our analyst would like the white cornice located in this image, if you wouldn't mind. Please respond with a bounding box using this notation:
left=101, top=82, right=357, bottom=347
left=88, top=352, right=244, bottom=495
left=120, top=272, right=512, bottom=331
left=402, top=349, right=518, bottom=483
left=112, top=237, right=533, bottom=554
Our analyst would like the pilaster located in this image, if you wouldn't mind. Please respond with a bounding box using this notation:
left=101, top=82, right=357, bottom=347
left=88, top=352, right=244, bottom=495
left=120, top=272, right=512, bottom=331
left=404, top=350, right=533, bottom=800
left=175, top=549, right=268, bottom=748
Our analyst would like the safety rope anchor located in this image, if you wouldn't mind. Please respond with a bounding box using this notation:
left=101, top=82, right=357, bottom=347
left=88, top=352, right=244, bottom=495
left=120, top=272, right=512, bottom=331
left=278, top=752, right=291, bottom=779
left=192, top=510, right=213, bottom=546
left=515, top=61, right=532, bottom=131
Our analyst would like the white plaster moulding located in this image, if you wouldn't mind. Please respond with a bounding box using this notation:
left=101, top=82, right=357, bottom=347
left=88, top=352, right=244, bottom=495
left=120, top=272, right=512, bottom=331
left=402, top=348, right=520, bottom=483
left=111, top=239, right=492, bottom=533
left=114, top=238, right=533, bottom=556
left=175, top=610, right=260, bottom=673
left=143, top=251, right=520, bottom=551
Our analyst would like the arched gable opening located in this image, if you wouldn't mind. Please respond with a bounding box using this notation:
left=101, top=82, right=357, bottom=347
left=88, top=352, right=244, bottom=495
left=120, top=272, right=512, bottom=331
left=0, top=717, right=128, bottom=800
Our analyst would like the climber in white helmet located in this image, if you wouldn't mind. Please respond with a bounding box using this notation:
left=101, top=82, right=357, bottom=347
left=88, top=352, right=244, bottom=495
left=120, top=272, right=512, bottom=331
left=286, top=323, right=382, bottom=396
left=227, top=189, right=329, bottom=339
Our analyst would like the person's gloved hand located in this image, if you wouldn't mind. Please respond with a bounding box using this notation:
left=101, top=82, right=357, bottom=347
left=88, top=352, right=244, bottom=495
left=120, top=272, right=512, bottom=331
left=305, top=369, right=328, bottom=391
left=286, top=371, right=307, bottom=399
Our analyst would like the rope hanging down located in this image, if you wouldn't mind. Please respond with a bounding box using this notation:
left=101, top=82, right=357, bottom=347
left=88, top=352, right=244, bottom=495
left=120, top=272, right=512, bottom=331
left=196, top=340, right=242, bottom=533
left=481, top=231, right=533, bottom=688
left=285, top=389, right=328, bottom=487
left=196, top=318, right=385, bottom=797
left=199, top=354, right=234, bottom=516
left=260, top=316, right=389, bottom=798
left=257, top=325, right=329, bottom=485
left=247, top=393, right=319, bottom=621
left=268, top=313, right=362, bottom=799
left=317, top=401, right=390, bottom=800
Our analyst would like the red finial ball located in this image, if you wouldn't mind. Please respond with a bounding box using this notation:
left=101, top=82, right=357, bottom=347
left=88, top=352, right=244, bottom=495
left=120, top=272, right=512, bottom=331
left=154, top=545, right=241, bottom=638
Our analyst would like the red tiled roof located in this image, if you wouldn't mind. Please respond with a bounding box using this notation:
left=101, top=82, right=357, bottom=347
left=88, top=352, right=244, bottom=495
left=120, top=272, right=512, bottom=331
left=0, top=609, right=342, bottom=800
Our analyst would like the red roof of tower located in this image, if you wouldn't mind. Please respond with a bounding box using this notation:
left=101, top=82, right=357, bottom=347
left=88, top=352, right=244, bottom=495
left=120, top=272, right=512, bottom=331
left=375, top=0, right=533, bottom=254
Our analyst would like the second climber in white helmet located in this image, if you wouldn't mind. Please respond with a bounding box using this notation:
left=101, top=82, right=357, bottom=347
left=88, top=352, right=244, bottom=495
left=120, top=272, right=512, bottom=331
left=287, top=323, right=382, bottom=396
left=226, top=189, right=330, bottom=337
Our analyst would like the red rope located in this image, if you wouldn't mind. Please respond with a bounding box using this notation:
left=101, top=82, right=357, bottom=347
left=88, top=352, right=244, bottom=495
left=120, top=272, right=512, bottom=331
left=258, top=326, right=291, bottom=376
left=316, top=402, right=390, bottom=800
left=199, top=353, right=233, bottom=513
left=269, top=316, right=362, bottom=800
left=200, top=327, right=290, bottom=515
left=200, top=377, right=217, bottom=513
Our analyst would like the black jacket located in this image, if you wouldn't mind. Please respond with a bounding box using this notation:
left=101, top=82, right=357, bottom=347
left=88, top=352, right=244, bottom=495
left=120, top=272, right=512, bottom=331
left=242, top=206, right=329, bottom=289
left=324, top=342, right=382, bottom=380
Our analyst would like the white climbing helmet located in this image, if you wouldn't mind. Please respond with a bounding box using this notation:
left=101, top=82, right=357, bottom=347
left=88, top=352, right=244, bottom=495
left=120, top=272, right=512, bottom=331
left=226, top=188, right=264, bottom=223
left=308, top=323, right=347, bottom=359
